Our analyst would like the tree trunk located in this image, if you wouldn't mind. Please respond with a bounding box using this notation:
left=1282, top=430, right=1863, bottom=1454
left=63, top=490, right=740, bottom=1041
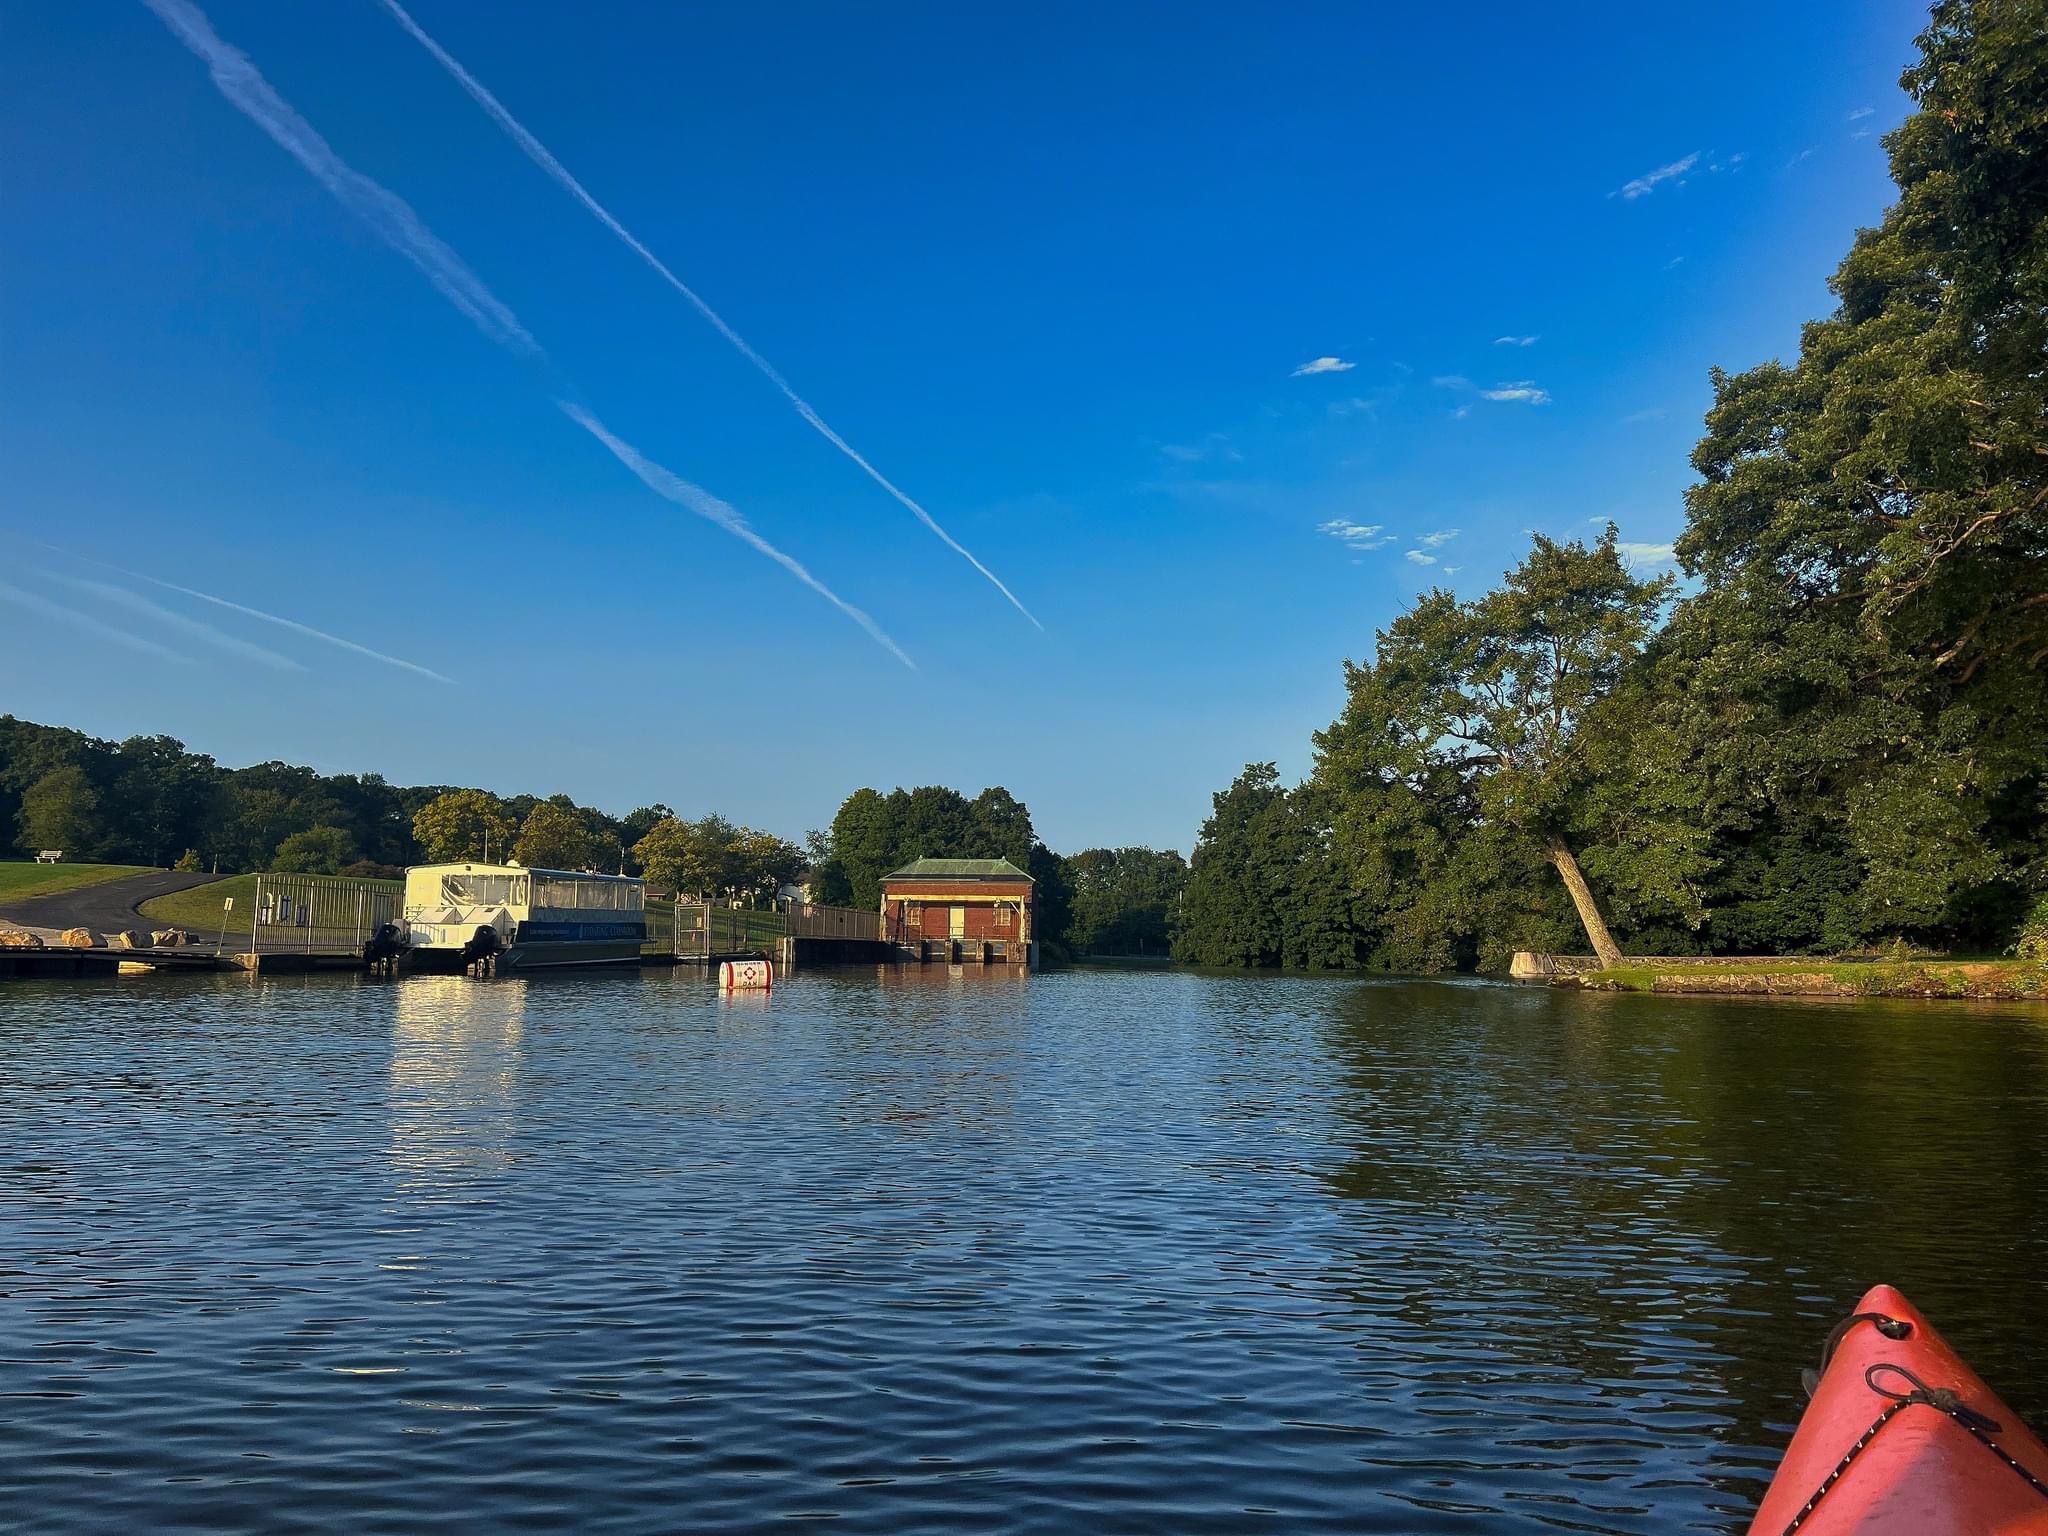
left=1544, top=836, right=1624, bottom=969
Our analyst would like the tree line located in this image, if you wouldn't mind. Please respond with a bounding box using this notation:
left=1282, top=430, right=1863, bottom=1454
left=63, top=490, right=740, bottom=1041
left=0, top=716, right=1188, bottom=954
left=0, top=715, right=802, bottom=897
left=1174, top=0, right=2048, bottom=970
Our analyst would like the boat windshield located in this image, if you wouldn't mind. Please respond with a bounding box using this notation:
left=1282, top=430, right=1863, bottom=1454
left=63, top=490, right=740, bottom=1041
left=441, top=873, right=525, bottom=907
left=533, top=875, right=641, bottom=912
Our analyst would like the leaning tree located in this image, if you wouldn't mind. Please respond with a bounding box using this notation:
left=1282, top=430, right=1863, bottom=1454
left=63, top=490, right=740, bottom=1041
left=1359, top=528, right=1671, bottom=968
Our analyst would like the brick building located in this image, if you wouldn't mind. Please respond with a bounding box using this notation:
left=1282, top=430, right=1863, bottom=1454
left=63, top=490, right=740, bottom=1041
left=880, top=858, right=1035, bottom=966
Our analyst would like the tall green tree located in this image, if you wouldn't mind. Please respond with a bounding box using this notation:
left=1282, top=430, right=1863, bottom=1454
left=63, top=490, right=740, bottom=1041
left=1675, top=0, right=2048, bottom=946
left=830, top=789, right=898, bottom=909
left=412, top=789, right=518, bottom=864
left=513, top=800, right=605, bottom=870
left=1064, top=846, right=1188, bottom=956
left=1335, top=529, right=1670, bottom=967
left=17, top=765, right=103, bottom=859
left=272, top=825, right=355, bottom=875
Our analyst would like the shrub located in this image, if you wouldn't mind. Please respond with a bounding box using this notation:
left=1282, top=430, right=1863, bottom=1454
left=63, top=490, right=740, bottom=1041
left=2013, top=897, right=2048, bottom=963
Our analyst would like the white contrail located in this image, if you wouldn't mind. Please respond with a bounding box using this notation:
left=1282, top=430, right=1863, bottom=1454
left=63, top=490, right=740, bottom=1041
left=141, top=0, right=534, bottom=353
left=0, top=578, right=194, bottom=663
left=51, top=574, right=307, bottom=672
left=376, top=0, right=1041, bottom=630
left=559, top=401, right=915, bottom=670
left=137, top=0, right=911, bottom=666
left=111, top=567, right=457, bottom=683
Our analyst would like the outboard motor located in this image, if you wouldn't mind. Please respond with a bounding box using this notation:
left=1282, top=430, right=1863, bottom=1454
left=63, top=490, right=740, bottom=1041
left=461, top=922, right=502, bottom=977
left=361, top=921, right=408, bottom=977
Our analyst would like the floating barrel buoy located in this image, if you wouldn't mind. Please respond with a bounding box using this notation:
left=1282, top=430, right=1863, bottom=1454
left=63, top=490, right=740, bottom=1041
left=720, top=958, right=772, bottom=991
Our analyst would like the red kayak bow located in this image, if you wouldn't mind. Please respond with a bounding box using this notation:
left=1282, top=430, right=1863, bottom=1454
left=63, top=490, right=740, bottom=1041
left=1750, top=1285, right=2048, bottom=1534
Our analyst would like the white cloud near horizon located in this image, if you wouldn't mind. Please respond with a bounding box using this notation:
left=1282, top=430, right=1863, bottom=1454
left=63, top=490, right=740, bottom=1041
left=1848, top=106, right=1875, bottom=120
left=1292, top=356, right=1356, bottom=376
left=1404, top=549, right=1436, bottom=566
left=1613, top=152, right=1699, bottom=200
left=1493, top=335, right=1539, bottom=347
left=1481, top=381, right=1551, bottom=404
left=0, top=578, right=193, bottom=663
left=373, top=0, right=1036, bottom=632
left=51, top=575, right=306, bottom=672
left=1419, top=528, right=1460, bottom=548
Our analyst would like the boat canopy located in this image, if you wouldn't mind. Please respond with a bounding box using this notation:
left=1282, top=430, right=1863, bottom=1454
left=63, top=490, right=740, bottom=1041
left=404, top=862, right=644, bottom=918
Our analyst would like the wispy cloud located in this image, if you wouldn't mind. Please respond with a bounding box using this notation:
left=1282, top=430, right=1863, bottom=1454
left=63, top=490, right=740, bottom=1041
left=1419, top=528, right=1460, bottom=548
left=0, top=578, right=193, bottom=662
left=1612, top=151, right=1699, bottom=200
left=1480, top=381, right=1551, bottom=404
left=1404, top=549, right=1436, bottom=566
left=1159, top=432, right=1241, bottom=464
left=1620, top=407, right=1667, bottom=424
left=559, top=402, right=914, bottom=670
left=75, top=558, right=456, bottom=682
left=1847, top=106, right=1875, bottom=121
left=1432, top=375, right=1471, bottom=390
left=374, top=0, right=1035, bottom=631
left=141, top=0, right=912, bottom=665
left=1616, top=541, right=1676, bottom=568
left=50, top=575, right=305, bottom=671
left=1292, top=356, right=1355, bottom=376
left=138, top=0, right=533, bottom=353
left=1317, top=519, right=1393, bottom=552
left=1493, top=335, right=1539, bottom=347
left=1663, top=255, right=1686, bottom=269
left=1787, top=146, right=1818, bottom=169
left=1441, top=566, right=1460, bottom=576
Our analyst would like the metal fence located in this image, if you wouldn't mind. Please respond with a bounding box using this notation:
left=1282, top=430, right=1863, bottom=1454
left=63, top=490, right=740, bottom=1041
left=785, top=902, right=884, bottom=942
left=246, top=874, right=404, bottom=955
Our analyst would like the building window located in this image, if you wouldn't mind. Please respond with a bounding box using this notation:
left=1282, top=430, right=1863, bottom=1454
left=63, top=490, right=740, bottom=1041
left=996, top=905, right=1012, bottom=929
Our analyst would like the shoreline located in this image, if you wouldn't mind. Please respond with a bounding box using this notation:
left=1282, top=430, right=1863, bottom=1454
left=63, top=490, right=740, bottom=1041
left=1520, top=953, right=2048, bottom=1002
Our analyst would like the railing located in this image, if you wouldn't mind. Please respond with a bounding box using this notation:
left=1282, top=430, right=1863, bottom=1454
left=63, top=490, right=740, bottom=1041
left=247, top=873, right=403, bottom=956
left=671, top=903, right=784, bottom=958
left=665, top=901, right=884, bottom=958
left=642, top=901, right=676, bottom=956
left=784, top=902, right=884, bottom=942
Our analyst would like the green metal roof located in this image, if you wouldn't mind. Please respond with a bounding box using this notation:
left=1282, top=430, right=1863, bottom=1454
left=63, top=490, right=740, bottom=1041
left=882, top=857, right=1034, bottom=882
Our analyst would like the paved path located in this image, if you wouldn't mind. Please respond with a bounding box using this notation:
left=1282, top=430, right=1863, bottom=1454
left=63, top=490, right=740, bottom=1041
left=0, top=871, right=220, bottom=936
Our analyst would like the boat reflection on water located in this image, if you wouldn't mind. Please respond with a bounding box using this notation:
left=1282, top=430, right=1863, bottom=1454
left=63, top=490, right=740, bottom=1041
left=387, top=975, right=528, bottom=1192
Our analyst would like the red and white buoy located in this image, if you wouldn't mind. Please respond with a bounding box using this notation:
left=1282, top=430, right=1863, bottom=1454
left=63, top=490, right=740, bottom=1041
left=719, top=958, right=772, bottom=991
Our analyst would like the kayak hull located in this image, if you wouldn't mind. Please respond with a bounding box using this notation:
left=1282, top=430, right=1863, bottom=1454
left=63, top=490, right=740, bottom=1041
left=1749, top=1284, right=2048, bottom=1534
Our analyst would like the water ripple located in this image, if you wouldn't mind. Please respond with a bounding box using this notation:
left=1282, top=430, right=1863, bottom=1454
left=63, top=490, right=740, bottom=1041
left=2, top=968, right=2044, bottom=1532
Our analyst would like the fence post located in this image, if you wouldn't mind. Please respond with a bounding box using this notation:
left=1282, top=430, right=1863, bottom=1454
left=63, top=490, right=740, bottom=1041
left=250, top=875, right=263, bottom=956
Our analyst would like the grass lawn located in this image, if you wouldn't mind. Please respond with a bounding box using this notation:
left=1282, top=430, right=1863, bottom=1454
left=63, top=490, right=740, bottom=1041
left=138, top=874, right=252, bottom=936
left=140, top=874, right=402, bottom=938
left=0, top=861, right=155, bottom=904
left=1577, top=958, right=2047, bottom=1000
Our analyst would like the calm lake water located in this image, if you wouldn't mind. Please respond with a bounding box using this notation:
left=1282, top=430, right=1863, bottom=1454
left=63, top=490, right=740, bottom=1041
left=4, top=967, right=2046, bottom=1532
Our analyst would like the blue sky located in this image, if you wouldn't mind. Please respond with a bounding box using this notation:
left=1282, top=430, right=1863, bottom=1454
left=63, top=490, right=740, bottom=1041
left=1, top=0, right=1925, bottom=852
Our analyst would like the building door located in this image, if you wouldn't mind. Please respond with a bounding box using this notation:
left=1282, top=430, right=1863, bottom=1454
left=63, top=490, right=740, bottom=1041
left=949, top=904, right=967, bottom=939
